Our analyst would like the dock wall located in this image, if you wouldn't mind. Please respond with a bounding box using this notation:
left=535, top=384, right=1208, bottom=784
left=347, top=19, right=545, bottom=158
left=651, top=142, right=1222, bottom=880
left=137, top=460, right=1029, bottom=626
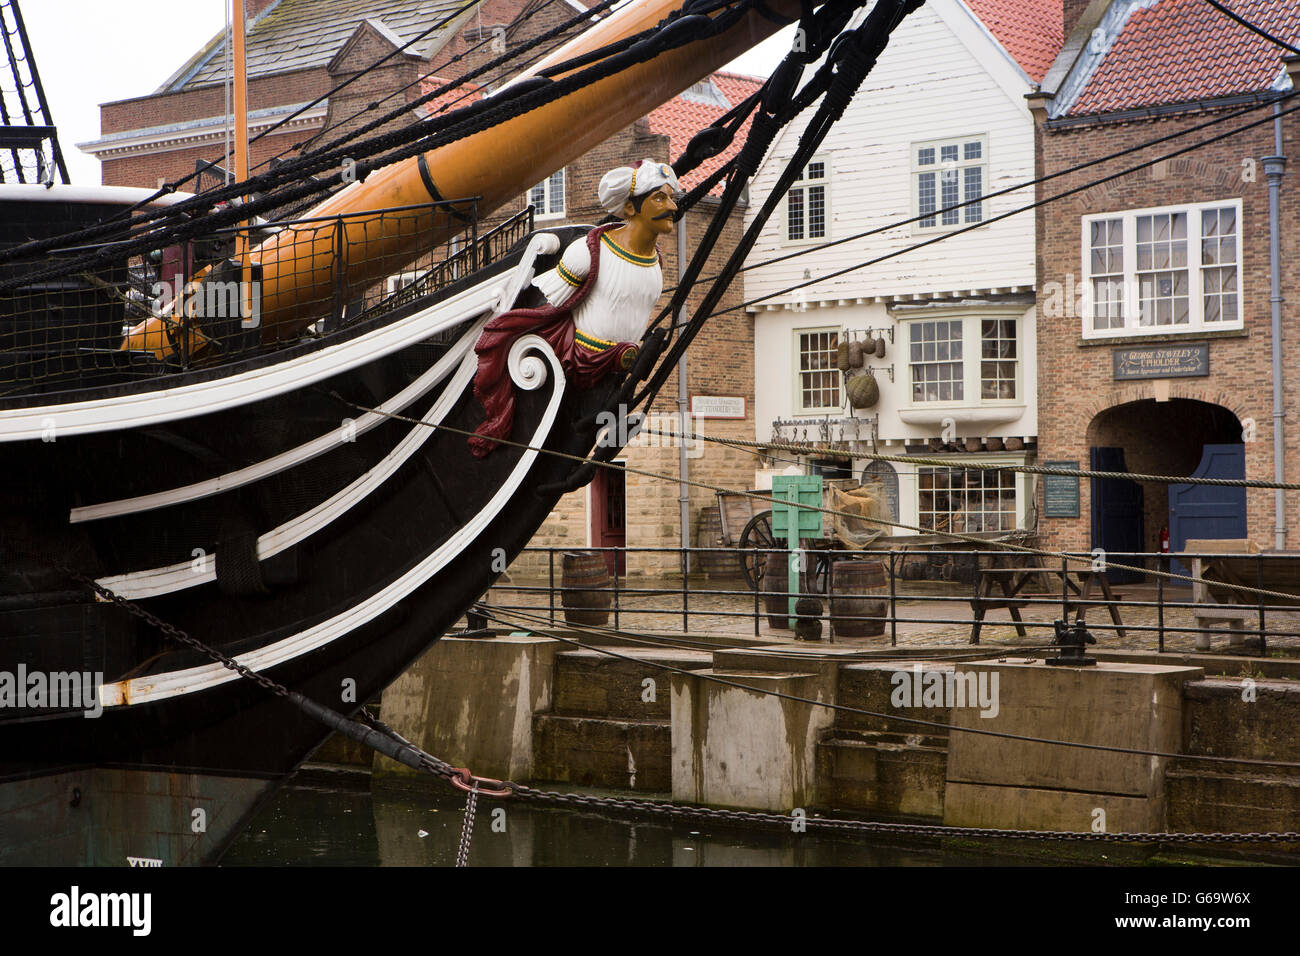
left=371, top=634, right=1300, bottom=847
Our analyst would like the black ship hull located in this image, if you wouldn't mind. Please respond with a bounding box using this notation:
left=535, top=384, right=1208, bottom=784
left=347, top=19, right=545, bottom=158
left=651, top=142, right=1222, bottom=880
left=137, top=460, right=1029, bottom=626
left=0, top=225, right=615, bottom=864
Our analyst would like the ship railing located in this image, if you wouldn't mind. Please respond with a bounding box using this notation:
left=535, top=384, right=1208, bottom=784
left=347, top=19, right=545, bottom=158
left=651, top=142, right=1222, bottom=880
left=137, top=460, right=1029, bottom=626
left=0, top=197, right=529, bottom=398
left=475, top=546, right=1300, bottom=657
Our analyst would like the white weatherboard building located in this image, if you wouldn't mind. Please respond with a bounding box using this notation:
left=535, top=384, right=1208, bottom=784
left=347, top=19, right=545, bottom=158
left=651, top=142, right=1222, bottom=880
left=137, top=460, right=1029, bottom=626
left=745, top=0, right=1059, bottom=538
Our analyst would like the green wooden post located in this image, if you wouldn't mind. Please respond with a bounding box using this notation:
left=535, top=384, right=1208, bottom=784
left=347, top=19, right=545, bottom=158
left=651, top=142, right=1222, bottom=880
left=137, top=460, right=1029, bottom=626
left=771, top=475, right=823, bottom=628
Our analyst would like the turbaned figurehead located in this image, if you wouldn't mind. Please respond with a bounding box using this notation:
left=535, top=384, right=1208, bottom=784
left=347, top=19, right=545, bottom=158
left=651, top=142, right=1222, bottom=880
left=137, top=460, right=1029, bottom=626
left=468, top=159, right=680, bottom=457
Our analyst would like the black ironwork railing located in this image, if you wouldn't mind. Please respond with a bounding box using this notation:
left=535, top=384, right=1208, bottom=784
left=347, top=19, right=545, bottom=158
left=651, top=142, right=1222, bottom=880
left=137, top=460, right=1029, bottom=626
left=476, top=547, right=1300, bottom=657
left=0, top=199, right=535, bottom=399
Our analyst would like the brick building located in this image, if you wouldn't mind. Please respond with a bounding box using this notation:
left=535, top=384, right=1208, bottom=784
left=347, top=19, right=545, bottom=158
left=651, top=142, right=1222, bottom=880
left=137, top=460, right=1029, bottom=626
left=1030, top=0, right=1300, bottom=559
left=744, top=0, right=1061, bottom=542
left=79, top=0, right=762, bottom=580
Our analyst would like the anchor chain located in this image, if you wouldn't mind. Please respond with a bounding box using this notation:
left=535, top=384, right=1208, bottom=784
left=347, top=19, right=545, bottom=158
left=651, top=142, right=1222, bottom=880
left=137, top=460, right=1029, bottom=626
left=34, top=555, right=1300, bottom=851
left=455, top=785, right=479, bottom=868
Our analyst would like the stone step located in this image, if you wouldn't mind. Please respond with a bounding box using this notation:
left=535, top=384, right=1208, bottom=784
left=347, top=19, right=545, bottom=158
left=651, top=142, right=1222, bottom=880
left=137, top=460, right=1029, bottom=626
left=551, top=647, right=712, bottom=720
left=835, top=661, right=957, bottom=734
left=532, top=713, right=671, bottom=792
left=1166, top=767, right=1300, bottom=851
left=815, top=729, right=948, bottom=819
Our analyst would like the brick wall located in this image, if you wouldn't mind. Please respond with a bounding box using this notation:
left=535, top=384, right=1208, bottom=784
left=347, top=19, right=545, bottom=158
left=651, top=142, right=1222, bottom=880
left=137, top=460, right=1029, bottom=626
left=1035, top=104, right=1299, bottom=553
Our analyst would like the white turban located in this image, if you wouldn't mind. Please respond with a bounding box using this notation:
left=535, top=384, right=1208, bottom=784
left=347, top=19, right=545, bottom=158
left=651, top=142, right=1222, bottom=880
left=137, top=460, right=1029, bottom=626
left=597, top=159, right=681, bottom=215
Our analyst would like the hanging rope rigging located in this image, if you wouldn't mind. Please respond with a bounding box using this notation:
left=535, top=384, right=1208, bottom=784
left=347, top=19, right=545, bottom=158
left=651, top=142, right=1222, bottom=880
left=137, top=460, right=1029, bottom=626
left=0, top=0, right=761, bottom=288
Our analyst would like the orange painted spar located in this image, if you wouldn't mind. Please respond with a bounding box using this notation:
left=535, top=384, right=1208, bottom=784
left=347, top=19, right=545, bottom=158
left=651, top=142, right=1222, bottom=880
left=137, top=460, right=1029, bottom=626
left=122, top=0, right=806, bottom=354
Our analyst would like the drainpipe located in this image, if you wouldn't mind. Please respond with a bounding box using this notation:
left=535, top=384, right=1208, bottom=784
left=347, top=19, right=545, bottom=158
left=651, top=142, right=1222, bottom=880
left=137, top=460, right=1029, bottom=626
left=1265, top=100, right=1286, bottom=551
left=677, top=213, right=691, bottom=573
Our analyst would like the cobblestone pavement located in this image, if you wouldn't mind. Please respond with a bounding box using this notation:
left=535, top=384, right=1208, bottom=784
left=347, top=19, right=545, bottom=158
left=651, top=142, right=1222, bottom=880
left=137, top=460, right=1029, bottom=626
left=485, top=575, right=1300, bottom=659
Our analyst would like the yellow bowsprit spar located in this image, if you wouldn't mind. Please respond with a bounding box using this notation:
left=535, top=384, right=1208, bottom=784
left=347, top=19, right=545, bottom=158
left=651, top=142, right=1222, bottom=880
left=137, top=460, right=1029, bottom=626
left=121, top=0, right=804, bottom=358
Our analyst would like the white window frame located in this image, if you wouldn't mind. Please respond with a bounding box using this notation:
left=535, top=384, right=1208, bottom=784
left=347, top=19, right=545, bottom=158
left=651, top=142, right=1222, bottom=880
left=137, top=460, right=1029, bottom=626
left=912, top=134, right=988, bottom=233
left=784, top=156, right=830, bottom=245
left=792, top=326, right=842, bottom=414
left=914, top=461, right=1024, bottom=534
left=901, top=308, right=1023, bottom=409
left=1080, top=198, right=1244, bottom=340
left=386, top=271, right=421, bottom=295
left=527, top=168, right=566, bottom=220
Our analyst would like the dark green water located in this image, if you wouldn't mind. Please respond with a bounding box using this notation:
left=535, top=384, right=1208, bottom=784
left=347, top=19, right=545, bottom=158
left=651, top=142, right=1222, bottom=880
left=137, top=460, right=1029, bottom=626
left=221, top=775, right=1009, bottom=867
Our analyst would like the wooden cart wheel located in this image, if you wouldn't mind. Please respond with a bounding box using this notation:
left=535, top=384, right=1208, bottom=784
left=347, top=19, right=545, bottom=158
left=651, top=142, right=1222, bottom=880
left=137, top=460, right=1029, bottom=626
left=739, top=510, right=776, bottom=590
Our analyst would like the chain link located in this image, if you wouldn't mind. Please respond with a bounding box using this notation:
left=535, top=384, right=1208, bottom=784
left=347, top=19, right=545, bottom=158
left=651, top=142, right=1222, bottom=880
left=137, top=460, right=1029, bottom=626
left=455, top=786, right=479, bottom=867
left=29, top=552, right=1300, bottom=848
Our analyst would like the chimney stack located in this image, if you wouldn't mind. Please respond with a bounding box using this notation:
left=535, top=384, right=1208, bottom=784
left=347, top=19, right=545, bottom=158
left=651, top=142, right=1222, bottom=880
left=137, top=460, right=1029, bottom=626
left=1064, top=0, right=1094, bottom=39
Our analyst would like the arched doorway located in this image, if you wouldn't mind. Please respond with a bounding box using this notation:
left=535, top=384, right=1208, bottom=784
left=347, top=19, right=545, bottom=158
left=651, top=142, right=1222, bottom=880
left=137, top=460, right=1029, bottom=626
left=1086, top=399, right=1244, bottom=572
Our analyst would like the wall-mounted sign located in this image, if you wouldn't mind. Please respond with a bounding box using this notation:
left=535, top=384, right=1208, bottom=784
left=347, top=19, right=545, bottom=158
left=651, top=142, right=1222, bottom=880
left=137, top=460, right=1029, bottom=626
left=1113, top=343, right=1209, bottom=381
left=1042, top=460, right=1080, bottom=519
left=690, top=395, right=747, bottom=419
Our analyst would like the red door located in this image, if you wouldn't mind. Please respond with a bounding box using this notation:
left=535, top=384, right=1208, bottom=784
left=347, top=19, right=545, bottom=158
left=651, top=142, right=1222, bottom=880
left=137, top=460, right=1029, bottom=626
left=590, top=466, right=626, bottom=576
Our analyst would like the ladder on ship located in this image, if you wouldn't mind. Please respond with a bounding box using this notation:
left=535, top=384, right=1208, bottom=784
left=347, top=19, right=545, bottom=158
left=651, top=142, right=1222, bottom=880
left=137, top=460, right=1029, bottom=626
left=0, top=0, right=68, bottom=184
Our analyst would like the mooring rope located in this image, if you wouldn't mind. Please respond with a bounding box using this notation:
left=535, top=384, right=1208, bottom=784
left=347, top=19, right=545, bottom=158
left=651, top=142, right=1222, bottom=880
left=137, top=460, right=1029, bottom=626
left=325, top=392, right=1300, bottom=606
left=23, top=551, right=1298, bottom=849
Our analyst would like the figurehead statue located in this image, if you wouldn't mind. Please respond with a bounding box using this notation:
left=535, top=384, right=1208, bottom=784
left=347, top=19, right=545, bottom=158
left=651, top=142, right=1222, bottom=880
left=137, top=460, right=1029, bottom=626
left=468, top=159, right=680, bottom=457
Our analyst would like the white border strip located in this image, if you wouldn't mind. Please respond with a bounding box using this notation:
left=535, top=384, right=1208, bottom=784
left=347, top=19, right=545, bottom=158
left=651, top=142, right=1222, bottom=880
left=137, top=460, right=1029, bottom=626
left=68, top=232, right=556, bottom=523
left=0, top=277, right=502, bottom=443
left=96, top=320, right=485, bottom=600
left=70, top=334, right=472, bottom=523
left=98, top=335, right=565, bottom=707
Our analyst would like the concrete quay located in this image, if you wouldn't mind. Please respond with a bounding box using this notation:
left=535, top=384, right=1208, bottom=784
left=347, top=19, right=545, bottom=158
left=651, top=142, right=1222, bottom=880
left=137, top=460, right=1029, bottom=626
left=362, top=622, right=1300, bottom=856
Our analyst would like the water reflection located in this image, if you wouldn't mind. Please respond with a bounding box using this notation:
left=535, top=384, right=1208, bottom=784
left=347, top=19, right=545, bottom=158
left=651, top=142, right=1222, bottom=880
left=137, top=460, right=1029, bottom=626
left=224, top=777, right=985, bottom=867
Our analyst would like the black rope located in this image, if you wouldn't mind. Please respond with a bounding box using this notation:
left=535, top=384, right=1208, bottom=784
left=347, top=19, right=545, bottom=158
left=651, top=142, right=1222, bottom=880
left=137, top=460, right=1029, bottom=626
left=0, top=0, right=621, bottom=264
left=635, top=0, right=922, bottom=409
left=705, top=93, right=1300, bottom=320
left=0, top=0, right=759, bottom=289
left=659, top=87, right=1298, bottom=297
left=1203, top=0, right=1300, bottom=55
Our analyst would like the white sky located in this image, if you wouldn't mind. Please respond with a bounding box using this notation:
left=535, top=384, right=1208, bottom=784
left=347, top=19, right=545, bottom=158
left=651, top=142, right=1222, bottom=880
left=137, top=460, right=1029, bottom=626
left=18, top=0, right=789, bottom=186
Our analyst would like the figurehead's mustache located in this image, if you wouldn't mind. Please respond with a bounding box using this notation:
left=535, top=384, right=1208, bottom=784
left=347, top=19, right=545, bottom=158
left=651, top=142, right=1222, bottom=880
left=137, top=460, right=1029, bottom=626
left=652, top=211, right=677, bottom=221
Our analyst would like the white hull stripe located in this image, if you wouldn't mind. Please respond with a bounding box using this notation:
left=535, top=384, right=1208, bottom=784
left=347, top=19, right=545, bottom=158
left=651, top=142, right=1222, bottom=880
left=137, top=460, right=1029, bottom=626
left=96, top=319, right=486, bottom=600
left=69, top=332, right=472, bottom=524
left=67, top=232, right=558, bottom=523
left=98, top=335, right=566, bottom=708
left=0, top=277, right=503, bottom=443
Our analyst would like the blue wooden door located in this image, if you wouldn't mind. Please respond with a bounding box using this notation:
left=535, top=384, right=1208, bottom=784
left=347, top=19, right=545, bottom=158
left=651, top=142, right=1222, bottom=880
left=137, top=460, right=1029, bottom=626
left=1090, top=447, right=1144, bottom=583
left=1169, top=443, right=1246, bottom=575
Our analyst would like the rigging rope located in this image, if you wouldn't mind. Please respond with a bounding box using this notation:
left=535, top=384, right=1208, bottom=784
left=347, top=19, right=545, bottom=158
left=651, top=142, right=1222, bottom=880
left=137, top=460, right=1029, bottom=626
left=658, top=87, right=1299, bottom=296
left=323, top=393, right=1300, bottom=606
left=640, top=426, right=1300, bottom=491
left=481, top=603, right=1300, bottom=772
left=706, top=94, right=1300, bottom=319
left=24, top=549, right=1300, bottom=846
left=0, top=0, right=759, bottom=286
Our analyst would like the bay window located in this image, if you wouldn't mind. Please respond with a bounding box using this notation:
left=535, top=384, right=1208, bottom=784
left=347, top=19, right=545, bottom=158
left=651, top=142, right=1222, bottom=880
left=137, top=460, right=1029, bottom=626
left=1081, top=200, right=1241, bottom=338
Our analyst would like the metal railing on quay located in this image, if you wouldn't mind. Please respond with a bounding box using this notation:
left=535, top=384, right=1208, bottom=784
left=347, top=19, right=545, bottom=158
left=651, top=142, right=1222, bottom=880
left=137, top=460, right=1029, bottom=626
left=476, top=546, right=1300, bottom=655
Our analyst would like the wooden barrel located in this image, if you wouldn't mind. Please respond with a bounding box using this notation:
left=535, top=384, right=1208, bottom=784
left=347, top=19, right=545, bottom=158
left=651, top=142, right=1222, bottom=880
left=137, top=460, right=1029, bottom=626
left=561, top=551, right=612, bottom=626
left=695, top=506, right=736, bottom=578
left=830, top=560, right=887, bottom=637
left=760, top=552, right=803, bottom=630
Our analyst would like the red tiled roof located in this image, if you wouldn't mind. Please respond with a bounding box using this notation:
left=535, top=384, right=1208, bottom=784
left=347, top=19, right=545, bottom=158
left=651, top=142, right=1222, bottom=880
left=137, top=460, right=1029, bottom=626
left=964, top=0, right=1064, bottom=84
left=646, top=71, right=765, bottom=195
left=1069, top=0, right=1300, bottom=116
left=417, top=75, right=483, bottom=116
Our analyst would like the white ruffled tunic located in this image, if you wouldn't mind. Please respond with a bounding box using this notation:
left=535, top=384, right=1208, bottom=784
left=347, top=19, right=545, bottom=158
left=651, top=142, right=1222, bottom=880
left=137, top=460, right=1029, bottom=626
left=531, top=230, right=663, bottom=345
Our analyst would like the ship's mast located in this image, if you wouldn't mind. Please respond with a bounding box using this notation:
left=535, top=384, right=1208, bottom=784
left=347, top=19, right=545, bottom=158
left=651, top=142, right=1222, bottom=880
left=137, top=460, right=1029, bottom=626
left=232, top=0, right=254, bottom=325
left=123, top=0, right=811, bottom=356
